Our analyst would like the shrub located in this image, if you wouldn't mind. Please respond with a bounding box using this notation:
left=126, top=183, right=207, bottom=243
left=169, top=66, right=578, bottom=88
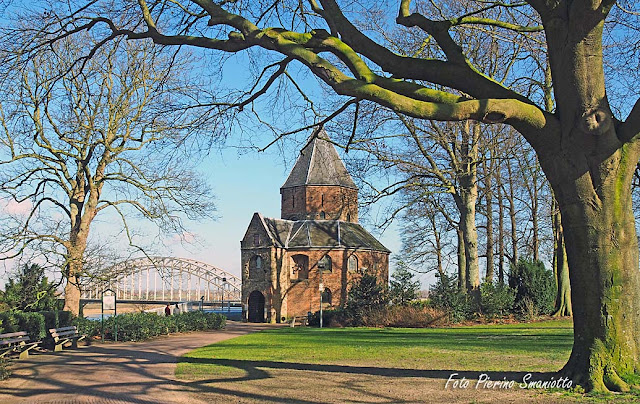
left=308, top=309, right=351, bottom=327
left=479, top=282, right=516, bottom=319
left=0, top=357, right=9, bottom=381
left=509, top=259, right=555, bottom=316
left=310, top=305, right=449, bottom=328
left=87, top=311, right=226, bottom=342
left=0, top=312, right=17, bottom=333
left=363, top=305, right=449, bottom=328
left=344, top=271, right=388, bottom=326
left=15, top=312, right=46, bottom=340
left=429, top=272, right=473, bottom=322
left=74, top=316, right=101, bottom=338
left=0, top=311, right=46, bottom=340
left=40, top=310, right=74, bottom=331
left=389, top=262, right=420, bottom=306
left=518, top=297, right=539, bottom=321
left=1, top=264, right=59, bottom=312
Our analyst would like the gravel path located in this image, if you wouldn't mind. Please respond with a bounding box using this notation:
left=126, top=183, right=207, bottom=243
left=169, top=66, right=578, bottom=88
left=0, top=322, right=275, bottom=404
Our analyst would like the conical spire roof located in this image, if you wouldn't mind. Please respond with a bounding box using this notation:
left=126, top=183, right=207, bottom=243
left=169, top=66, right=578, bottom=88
left=281, top=128, right=357, bottom=190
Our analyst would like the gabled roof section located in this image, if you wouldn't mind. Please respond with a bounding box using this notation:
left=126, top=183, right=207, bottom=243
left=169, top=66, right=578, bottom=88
left=253, top=217, right=390, bottom=253
left=262, top=216, right=293, bottom=248
left=281, top=127, right=357, bottom=190
left=243, top=213, right=278, bottom=247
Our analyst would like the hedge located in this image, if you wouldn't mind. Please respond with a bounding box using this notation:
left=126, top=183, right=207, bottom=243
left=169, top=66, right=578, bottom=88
left=0, top=309, right=226, bottom=344
left=0, top=311, right=46, bottom=340
left=75, top=311, right=226, bottom=342
left=40, top=310, right=74, bottom=331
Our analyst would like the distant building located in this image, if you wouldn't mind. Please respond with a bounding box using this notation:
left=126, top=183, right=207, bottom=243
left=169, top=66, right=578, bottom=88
left=240, top=128, right=390, bottom=323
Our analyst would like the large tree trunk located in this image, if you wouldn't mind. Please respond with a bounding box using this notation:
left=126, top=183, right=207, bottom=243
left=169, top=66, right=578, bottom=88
left=430, top=213, right=445, bottom=278
left=506, top=162, right=518, bottom=265
left=539, top=8, right=640, bottom=392
left=552, top=200, right=572, bottom=317
left=483, top=156, right=494, bottom=283
left=497, top=170, right=505, bottom=284
left=456, top=226, right=466, bottom=292
left=63, top=247, right=86, bottom=316
left=555, top=156, right=640, bottom=391
left=457, top=122, right=480, bottom=293
left=531, top=174, right=539, bottom=261
left=63, top=273, right=81, bottom=316
left=457, top=192, right=479, bottom=292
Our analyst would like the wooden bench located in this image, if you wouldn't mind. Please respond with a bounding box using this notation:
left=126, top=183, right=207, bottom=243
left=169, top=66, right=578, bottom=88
left=289, top=315, right=309, bottom=327
left=0, top=331, right=41, bottom=359
left=49, top=326, right=86, bottom=352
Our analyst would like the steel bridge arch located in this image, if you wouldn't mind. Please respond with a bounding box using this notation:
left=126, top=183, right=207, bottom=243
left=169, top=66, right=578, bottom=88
left=81, top=256, right=240, bottom=302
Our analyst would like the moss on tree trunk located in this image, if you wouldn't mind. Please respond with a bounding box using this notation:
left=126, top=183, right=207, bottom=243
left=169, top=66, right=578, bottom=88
left=547, top=143, right=640, bottom=391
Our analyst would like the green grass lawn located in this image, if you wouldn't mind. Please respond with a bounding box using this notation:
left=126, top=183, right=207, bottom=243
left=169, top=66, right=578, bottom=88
left=176, top=319, right=640, bottom=402
left=177, top=319, right=574, bottom=378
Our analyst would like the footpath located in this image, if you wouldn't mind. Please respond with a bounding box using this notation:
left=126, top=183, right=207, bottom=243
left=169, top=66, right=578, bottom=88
left=0, top=321, right=274, bottom=404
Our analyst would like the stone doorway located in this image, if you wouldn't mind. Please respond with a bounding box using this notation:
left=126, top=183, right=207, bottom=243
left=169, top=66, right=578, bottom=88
left=248, top=290, right=265, bottom=322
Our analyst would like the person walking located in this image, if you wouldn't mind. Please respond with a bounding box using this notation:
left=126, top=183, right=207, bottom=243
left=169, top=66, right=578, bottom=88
left=174, top=303, right=180, bottom=315
left=164, top=304, right=171, bottom=316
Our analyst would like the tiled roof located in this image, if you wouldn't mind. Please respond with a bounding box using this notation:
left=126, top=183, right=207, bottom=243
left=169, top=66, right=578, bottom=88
left=281, top=127, right=357, bottom=190
left=261, top=217, right=390, bottom=253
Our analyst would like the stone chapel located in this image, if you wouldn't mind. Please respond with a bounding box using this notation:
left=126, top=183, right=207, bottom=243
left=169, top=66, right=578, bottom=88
left=240, top=128, right=390, bottom=323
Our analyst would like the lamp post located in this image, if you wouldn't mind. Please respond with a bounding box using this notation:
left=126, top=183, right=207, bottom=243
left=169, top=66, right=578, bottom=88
left=318, top=263, right=324, bottom=328
left=221, top=277, right=227, bottom=311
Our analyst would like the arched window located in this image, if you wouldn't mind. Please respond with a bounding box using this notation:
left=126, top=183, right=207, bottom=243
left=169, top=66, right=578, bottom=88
left=318, top=255, right=332, bottom=272
left=249, top=255, right=264, bottom=280
left=291, top=254, right=309, bottom=280
left=320, top=211, right=326, bottom=219
left=348, top=255, right=358, bottom=273
left=321, top=288, right=332, bottom=306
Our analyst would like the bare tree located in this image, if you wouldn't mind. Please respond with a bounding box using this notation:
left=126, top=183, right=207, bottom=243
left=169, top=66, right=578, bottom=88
left=350, top=115, right=483, bottom=294
left=397, top=195, right=455, bottom=280
left=0, top=35, right=216, bottom=315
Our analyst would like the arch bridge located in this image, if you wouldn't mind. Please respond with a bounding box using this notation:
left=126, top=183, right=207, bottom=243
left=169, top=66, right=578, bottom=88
left=81, top=257, right=241, bottom=304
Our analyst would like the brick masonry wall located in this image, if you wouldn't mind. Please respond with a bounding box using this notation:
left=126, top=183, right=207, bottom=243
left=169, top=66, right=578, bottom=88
left=278, top=248, right=390, bottom=318
left=241, top=212, right=389, bottom=323
left=281, top=185, right=358, bottom=222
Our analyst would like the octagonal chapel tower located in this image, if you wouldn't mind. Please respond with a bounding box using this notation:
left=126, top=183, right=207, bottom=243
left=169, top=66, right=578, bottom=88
left=241, top=128, right=390, bottom=323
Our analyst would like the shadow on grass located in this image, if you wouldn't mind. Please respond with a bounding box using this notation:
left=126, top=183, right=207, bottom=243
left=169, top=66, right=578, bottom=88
left=177, top=356, right=568, bottom=403
left=178, top=356, right=556, bottom=381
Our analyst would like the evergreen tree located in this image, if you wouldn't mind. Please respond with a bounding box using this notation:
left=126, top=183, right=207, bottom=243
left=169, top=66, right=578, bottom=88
left=2, top=264, right=58, bottom=311
left=345, top=271, right=388, bottom=325
left=389, top=262, right=420, bottom=306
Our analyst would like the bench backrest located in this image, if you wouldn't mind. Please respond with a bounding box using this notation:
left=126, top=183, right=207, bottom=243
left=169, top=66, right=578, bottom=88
left=49, top=326, right=79, bottom=339
left=0, top=331, right=30, bottom=346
